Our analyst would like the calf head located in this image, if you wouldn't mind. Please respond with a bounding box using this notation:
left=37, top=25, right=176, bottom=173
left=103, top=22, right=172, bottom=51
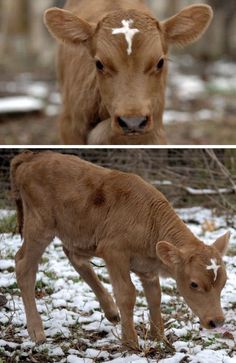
left=44, top=5, right=213, bottom=136
left=156, top=232, right=230, bottom=329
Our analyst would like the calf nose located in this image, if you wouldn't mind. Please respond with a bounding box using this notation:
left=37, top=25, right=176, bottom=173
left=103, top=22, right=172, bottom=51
left=208, top=318, right=224, bottom=329
left=117, top=116, right=149, bottom=133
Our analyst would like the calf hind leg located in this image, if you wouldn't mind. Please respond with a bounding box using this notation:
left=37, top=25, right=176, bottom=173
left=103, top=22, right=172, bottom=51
left=63, top=247, right=120, bottom=323
left=15, top=237, right=52, bottom=343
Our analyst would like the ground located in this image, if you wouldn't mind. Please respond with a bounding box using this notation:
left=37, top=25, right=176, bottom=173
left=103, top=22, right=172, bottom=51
left=0, top=56, right=235, bottom=145
left=0, top=207, right=236, bottom=362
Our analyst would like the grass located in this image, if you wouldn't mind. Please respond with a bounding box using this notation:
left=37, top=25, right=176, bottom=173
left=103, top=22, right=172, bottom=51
left=0, top=213, right=17, bottom=234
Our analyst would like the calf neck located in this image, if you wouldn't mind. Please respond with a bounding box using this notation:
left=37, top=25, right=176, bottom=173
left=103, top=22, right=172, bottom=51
left=11, top=151, right=229, bottom=349
left=44, top=0, right=213, bottom=145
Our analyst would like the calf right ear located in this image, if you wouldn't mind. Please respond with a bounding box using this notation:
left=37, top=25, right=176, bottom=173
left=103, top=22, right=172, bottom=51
left=44, top=8, right=95, bottom=45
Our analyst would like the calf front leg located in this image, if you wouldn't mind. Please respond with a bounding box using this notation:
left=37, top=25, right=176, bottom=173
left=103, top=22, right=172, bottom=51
left=63, top=247, right=120, bottom=323
left=87, top=118, right=112, bottom=145
left=15, top=238, right=51, bottom=343
left=139, top=275, right=164, bottom=340
left=105, top=254, right=138, bottom=350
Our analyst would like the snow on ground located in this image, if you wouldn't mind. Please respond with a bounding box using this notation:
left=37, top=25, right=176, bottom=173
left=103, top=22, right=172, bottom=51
left=0, top=208, right=236, bottom=362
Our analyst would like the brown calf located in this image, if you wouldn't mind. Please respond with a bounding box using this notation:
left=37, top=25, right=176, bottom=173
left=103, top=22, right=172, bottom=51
left=11, top=151, right=229, bottom=349
left=44, top=1, right=213, bottom=145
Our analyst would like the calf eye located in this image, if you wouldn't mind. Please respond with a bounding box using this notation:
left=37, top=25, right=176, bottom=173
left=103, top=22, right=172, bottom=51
left=190, top=282, right=198, bottom=289
left=157, top=58, right=164, bottom=70
left=96, top=60, right=104, bottom=72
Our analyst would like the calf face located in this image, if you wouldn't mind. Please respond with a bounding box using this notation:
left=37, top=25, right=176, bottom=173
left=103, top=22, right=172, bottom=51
left=44, top=5, right=213, bottom=136
left=157, top=232, right=230, bottom=329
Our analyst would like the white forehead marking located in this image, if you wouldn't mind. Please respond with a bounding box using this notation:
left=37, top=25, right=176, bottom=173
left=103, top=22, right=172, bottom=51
left=112, top=19, right=140, bottom=55
left=206, top=258, right=221, bottom=282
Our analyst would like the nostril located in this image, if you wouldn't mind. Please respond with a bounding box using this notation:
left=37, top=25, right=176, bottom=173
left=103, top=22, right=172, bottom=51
left=139, top=117, right=149, bottom=129
left=209, top=320, right=216, bottom=328
left=117, top=117, right=129, bottom=130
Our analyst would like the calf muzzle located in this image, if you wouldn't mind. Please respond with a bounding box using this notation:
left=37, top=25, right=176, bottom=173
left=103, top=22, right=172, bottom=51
left=208, top=317, right=224, bottom=329
left=116, top=115, right=150, bottom=134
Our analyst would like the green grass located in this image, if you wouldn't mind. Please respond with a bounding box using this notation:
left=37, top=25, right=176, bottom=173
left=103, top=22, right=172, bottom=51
left=0, top=213, right=17, bottom=234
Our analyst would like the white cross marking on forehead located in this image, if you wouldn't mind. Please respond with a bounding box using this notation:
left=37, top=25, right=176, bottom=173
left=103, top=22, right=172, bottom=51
left=206, top=258, right=221, bottom=282
left=112, top=19, right=140, bottom=55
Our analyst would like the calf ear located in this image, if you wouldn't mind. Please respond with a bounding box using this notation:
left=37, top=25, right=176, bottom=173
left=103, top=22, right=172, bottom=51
left=161, top=5, right=213, bottom=47
left=213, top=231, right=230, bottom=256
left=156, top=241, right=182, bottom=268
left=44, top=8, right=95, bottom=45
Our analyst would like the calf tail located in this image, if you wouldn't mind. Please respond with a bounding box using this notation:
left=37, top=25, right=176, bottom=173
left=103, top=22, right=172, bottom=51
left=10, top=151, right=34, bottom=238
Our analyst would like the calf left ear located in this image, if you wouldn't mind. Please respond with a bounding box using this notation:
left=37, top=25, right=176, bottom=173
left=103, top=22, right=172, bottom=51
left=213, top=231, right=231, bottom=256
left=161, top=5, right=213, bottom=47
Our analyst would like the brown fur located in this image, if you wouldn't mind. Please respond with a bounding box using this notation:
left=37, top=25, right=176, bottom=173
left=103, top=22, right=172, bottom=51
left=11, top=151, right=229, bottom=349
left=44, top=1, right=213, bottom=145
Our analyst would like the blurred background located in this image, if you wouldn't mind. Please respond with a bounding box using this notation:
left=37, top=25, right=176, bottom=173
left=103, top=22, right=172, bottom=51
left=0, top=0, right=235, bottom=145
left=0, top=149, right=236, bottom=225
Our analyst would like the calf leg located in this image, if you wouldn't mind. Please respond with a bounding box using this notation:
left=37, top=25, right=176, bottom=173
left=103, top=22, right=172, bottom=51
left=139, top=276, right=164, bottom=340
left=15, top=237, right=51, bottom=343
left=87, top=118, right=112, bottom=145
left=63, top=247, right=120, bottom=323
left=105, top=254, right=138, bottom=350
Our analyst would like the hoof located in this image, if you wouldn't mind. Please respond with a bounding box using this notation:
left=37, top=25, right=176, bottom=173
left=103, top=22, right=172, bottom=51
left=149, top=330, right=164, bottom=341
left=122, top=339, right=140, bottom=352
left=29, top=328, right=46, bottom=344
left=106, top=312, right=120, bottom=324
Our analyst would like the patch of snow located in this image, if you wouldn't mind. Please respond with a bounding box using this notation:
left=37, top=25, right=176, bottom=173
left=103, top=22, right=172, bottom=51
left=85, top=348, right=109, bottom=359
left=0, top=260, right=14, bottom=270
left=0, top=275, right=16, bottom=287
left=191, top=349, right=236, bottom=363
left=209, top=77, right=236, bottom=93
left=45, top=104, right=60, bottom=116
left=212, top=61, right=236, bottom=77
left=164, top=110, right=191, bottom=124
left=171, top=327, right=189, bottom=338
left=152, top=180, right=172, bottom=186
left=49, top=92, right=61, bottom=104
left=171, top=74, right=205, bottom=100
left=0, top=210, right=15, bottom=219
left=159, top=353, right=186, bottom=363
left=25, top=82, right=49, bottom=98
left=49, top=346, right=65, bottom=356
left=186, top=187, right=232, bottom=195
left=196, top=109, right=216, bottom=121
left=67, top=356, right=93, bottom=363
left=0, top=97, right=44, bottom=114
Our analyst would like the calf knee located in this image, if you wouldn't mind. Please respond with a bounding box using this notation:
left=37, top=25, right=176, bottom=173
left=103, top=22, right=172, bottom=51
left=116, top=283, right=136, bottom=310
